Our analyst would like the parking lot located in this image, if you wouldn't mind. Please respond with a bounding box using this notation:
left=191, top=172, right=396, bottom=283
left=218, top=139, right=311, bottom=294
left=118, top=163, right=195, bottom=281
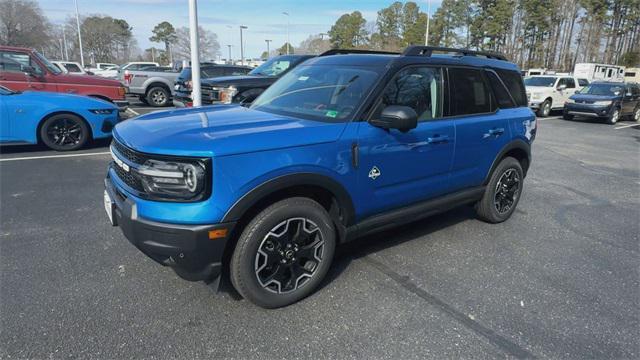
left=0, top=113, right=638, bottom=358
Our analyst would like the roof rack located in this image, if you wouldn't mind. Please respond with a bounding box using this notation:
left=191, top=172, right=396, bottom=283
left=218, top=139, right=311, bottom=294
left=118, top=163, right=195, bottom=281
left=402, top=46, right=508, bottom=61
left=319, top=49, right=400, bottom=57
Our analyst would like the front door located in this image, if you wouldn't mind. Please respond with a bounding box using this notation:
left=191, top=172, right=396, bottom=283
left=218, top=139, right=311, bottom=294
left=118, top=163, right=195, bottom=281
left=0, top=50, right=56, bottom=93
left=356, top=66, right=455, bottom=219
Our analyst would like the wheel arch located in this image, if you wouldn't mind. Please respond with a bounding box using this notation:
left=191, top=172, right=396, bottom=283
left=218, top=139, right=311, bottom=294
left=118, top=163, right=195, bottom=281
left=145, top=81, right=171, bottom=96
left=88, top=94, right=112, bottom=103
left=483, top=139, right=531, bottom=185
left=36, top=111, right=94, bottom=143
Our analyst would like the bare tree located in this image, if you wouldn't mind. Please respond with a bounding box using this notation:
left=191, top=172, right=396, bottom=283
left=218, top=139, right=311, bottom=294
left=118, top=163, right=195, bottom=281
left=172, top=26, right=220, bottom=62
left=0, top=0, right=51, bottom=48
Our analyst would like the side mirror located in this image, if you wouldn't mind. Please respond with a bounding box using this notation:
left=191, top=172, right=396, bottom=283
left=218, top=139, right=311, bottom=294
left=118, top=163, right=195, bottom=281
left=557, top=84, right=567, bottom=91
left=23, top=65, right=37, bottom=76
left=370, top=105, right=418, bottom=133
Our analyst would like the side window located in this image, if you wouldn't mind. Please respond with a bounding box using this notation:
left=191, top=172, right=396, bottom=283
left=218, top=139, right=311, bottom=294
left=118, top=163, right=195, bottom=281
left=565, top=78, right=576, bottom=88
left=377, top=66, right=443, bottom=121
left=485, top=71, right=515, bottom=108
left=495, top=69, right=527, bottom=106
left=202, top=68, right=223, bottom=78
left=632, top=85, right=640, bottom=96
left=449, top=67, right=493, bottom=116
left=64, top=63, right=82, bottom=72
left=578, top=78, right=589, bottom=86
left=557, top=78, right=566, bottom=87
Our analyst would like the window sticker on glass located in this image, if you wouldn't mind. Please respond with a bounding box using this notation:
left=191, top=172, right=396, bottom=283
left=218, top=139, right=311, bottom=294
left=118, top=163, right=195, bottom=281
left=298, top=76, right=309, bottom=81
left=325, top=110, right=338, bottom=118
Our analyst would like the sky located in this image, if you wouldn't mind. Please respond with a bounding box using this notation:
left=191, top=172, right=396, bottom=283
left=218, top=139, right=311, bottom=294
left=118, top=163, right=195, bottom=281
left=38, top=0, right=441, bottom=59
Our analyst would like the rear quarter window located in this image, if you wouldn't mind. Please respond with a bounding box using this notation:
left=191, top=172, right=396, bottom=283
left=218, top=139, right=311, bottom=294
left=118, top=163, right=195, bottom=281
left=494, top=69, right=527, bottom=107
left=449, top=67, right=494, bottom=116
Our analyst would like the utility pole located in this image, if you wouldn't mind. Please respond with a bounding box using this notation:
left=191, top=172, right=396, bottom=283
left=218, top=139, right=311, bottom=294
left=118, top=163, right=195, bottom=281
left=74, top=0, right=84, bottom=67
left=239, top=25, right=247, bottom=65
left=265, top=39, right=272, bottom=58
left=188, top=0, right=201, bottom=106
left=425, top=0, right=431, bottom=46
left=62, top=25, right=69, bottom=61
left=572, top=37, right=582, bottom=71
left=282, top=12, right=290, bottom=54
left=227, top=45, right=232, bottom=64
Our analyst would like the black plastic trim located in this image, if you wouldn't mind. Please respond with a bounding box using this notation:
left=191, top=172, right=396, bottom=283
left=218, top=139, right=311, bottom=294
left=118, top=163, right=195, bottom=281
left=345, top=186, right=486, bottom=241
left=221, top=173, right=356, bottom=226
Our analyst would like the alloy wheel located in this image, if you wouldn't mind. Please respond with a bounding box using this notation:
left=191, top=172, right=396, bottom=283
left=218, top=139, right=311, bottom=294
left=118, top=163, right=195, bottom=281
left=634, top=108, right=640, bottom=122
left=611, top=110, right=619, bottom=124
left=255, top=217, right=324, bottom=294
left=45, top=118, right=83, bottom=148
left=494, top=168, right=520, bottom=215
left=151, top=90, right=167, bottom=105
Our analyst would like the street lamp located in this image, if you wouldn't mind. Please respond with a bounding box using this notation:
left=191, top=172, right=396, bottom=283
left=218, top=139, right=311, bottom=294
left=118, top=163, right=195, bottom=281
left=73, top=0, right=84, bottom=67
left=239, top=25, right=248, bottom=65
left=282, top=12, right=290, bottom=54
left=227, top=44, right=233, bottom=64
left=425, top=0, right=431, bottom=46
left=265, top=39, right=272, bottom=59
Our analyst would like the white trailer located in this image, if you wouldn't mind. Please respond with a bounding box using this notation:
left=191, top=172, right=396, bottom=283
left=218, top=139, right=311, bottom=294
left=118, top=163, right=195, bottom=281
left=573, top=63, right=625, bottom=82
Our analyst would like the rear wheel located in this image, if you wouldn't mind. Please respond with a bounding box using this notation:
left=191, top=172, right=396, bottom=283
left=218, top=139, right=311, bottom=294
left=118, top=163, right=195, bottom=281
left=476, top=157, right=523, bottom=223
left=145, top=86, right=170, bottom=107
left=632, top=106, right=640, bottom=122
left=537, top=100, right=551, bottom=117
left=230, top=197, right=335, bottom=308
left=605, top=108, right=620, bottom=125
left=39, top=114, right=89, bottom=151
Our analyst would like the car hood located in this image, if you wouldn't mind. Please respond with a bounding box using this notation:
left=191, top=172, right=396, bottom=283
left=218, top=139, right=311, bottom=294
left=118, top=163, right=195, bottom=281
left=201, top=75, right=276, bottom=87
left=570, top=94, right=620, bottom=102
left=113, top=105, right=346, bottom=158
left=54, top=73, right=122, bottom=86
left=525, top=86, right=554, bottom=91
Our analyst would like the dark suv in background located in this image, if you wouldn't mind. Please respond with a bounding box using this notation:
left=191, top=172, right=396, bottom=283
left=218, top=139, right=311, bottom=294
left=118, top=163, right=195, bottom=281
left=564, top=82, right=640, bottom=124
left=173, top=64, right=252, bottom=107
left=175, top=54, right=313, bottom=107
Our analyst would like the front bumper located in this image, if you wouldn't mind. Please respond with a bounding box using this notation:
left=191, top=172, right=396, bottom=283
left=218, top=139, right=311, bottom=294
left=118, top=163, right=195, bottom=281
left=114, top=100, right=130, bottom=110
left=564, top=103, right=613, bottom=117
left=105, top=176, right=235, bottom=282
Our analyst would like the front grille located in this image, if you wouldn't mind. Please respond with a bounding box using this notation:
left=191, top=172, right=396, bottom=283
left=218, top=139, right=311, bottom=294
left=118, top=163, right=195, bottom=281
left=112, top=139, right=147, bottom=165
left=111, top=162, right=144, bottom=192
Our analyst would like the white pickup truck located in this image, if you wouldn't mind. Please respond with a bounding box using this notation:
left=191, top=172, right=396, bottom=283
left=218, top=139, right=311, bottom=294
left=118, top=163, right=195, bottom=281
left=122, top=66, right=180, bottom=107
left=524, top=75, right=589, bottom=117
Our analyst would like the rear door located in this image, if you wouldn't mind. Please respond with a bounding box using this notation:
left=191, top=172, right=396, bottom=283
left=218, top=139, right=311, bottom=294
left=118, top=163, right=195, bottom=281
left=622, top=84, right=639, bottom=115
left=357, top=65, right=456, bottom=217
left=448, top=67, right=512, bottom=190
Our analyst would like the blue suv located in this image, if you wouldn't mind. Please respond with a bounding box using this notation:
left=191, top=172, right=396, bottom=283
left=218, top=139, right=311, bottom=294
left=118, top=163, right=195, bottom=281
left=104, top=46, right=536, bottom=308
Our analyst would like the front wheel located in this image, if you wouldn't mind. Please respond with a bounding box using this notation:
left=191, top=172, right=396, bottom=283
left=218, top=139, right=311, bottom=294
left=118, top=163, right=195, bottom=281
left=39, top=114, right=89, bottom=151
left=605, top=108, right=620, bottom=125
left=230, top=197, right=336, bottom=308
left=562, top=111, right=574, bottom=120
left=537, top=100, right=551, bottom=117
left=631, top=107, right=640, bottom=122
left=476, top=157, right=524, bottom=223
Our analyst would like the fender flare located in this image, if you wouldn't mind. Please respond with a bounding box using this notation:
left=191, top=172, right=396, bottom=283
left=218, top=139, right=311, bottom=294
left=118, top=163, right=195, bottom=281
left=221, top=173, right=356, bottom=226
left=483, top=139, right=531, bottom=185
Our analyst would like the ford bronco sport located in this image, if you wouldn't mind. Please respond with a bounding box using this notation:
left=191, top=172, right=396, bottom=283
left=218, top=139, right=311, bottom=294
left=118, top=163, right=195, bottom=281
left=104, top=46, right=536, bottom=308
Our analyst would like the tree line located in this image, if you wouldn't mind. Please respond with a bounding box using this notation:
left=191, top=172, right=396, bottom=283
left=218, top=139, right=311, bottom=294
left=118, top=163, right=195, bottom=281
left=321, top=0, right=639, bottom=70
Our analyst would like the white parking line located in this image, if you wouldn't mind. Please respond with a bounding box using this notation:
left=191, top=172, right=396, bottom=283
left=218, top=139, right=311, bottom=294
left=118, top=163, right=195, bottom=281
left=0, top=151, right=110, bottom=162
left=614, top=123, right=640, bottom=130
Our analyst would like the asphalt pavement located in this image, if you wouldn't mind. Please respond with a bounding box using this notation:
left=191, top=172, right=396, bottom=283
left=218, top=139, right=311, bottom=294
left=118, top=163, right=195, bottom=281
left=1, top=113, right=638, bottom=359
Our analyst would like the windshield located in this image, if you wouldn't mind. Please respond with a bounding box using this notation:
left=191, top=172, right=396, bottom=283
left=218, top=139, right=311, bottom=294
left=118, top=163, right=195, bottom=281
left=249, top=56, right=300, bottom=77
left=33, top=51, right=62, bottom=75
left=524, top=77, right=557, bottom=87
left=578, top=84, right=624, bottom=96
left=0, top=85, right=18, bottom=95
left=251, top=64, right=381, bottom=122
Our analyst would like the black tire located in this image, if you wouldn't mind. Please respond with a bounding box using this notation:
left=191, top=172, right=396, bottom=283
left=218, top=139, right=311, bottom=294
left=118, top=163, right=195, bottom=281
left=39, top=113, right=89, bottom=151
left=630, top=106, right=640, bottom=122
left=145, top=86, right=170, bottom=107
left=562, top=111, right=573, bottom=120
left=536, top=99, right=551, bottom=117
left=230, top=197, right=336, bottom=308
left=476, top=157, right=524, bottom=223
left=138, top=96, right=149, bottom=105
left=605, top=107, right=620, bottom=125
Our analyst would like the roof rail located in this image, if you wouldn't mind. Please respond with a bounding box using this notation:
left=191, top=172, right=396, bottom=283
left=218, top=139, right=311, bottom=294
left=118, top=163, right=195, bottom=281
left=402, top=46, right=508, bottom=61
left=319, top=49, right=400, bottom=57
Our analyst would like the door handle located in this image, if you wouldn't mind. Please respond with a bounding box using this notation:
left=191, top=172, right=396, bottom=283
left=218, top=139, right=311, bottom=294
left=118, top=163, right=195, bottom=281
left=484, top=128, right=505, bottom=138
left=426, top=135, right=450, bottom=144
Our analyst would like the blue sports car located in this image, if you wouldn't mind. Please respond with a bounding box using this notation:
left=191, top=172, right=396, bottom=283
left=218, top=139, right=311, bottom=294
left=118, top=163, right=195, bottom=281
left=0, top=86, right=119, bottom=151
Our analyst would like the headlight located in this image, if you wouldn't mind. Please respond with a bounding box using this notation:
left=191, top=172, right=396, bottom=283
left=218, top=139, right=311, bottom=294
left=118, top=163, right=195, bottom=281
left=565, top=98, right=576, bottom=104
left=593, top=100, right=612, bottom=106
left=531, top=92, right=542, bottom=100
left=137, top=158, right=208, bottom=200
left=214, top=86, right=237, bottom=104
left=90, top=109, right=115, bottom=115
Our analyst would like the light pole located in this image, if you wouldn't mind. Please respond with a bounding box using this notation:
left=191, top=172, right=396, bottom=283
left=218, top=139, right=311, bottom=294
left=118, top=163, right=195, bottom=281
left=265, top=39, right=272, bottom=58
left=239, top=25, right=247, bottom=65
left=424, top=0, right=431, bottom=46
left=74, top=0, right=84, bottom=67
left=282, top=12, right=290, bottom=54
left=188, top=0, right=201, bottom=106
left=62, top=25, right=69, bottom=60
left=227, top=44, right=232, bottom=64
left=572, top=37, right=582, bottom=70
